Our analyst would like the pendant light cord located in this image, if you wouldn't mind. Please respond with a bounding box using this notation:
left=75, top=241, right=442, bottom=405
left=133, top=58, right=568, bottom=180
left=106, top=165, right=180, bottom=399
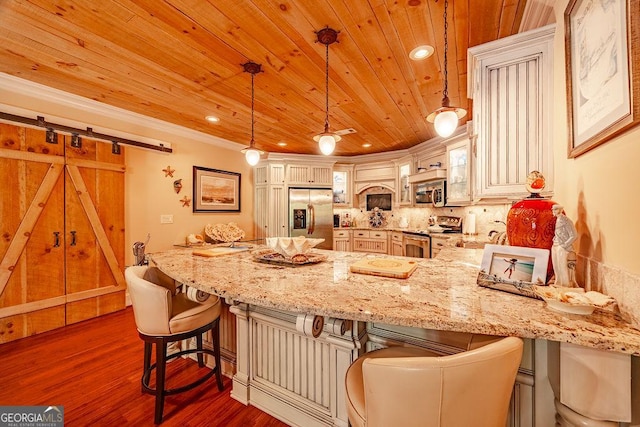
left=324, top=42, right=330, bottom=132
left=250, top=72, right=255, bottom=146
left=442, top=0, right=449, bottom=100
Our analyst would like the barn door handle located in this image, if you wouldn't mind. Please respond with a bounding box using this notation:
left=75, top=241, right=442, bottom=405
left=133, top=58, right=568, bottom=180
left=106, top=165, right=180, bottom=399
left=70, top=230, right=77, bottom=246
left=53, top=231, right=60, bottom=247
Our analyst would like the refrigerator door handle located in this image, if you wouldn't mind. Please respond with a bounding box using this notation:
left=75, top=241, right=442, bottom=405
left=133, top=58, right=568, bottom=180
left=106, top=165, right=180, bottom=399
left=307, top=204, right=315, bottom=235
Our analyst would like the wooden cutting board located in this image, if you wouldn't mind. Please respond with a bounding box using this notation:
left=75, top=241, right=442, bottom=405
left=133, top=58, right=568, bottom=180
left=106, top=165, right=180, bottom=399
left=350, top=258, right=418, bottom=279
left=192, top=246, right=251, bottom=257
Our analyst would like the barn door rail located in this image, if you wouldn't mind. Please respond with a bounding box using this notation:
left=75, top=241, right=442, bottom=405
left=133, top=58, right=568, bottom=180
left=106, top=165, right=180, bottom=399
left=0, top=111, right=172, bottom=154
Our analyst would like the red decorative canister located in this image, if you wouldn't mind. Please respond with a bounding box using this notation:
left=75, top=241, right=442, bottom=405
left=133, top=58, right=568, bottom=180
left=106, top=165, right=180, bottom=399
left=506, top=171, right=556, bottom=281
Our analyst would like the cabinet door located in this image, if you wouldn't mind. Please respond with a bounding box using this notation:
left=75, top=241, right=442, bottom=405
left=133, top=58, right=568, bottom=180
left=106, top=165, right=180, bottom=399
left=255, top=186, right=268, bottom=240
left=311, top=166, right=332, bottom=186
left=268, top=186, right=287, bottom=238
left=446, top=137, right=471, bottom=205
left=0, top=124, right=66, bottom=343
left=64, top=137, right=125, bottom=324
left=286, top=165, right=310, bottom=185
left=469, top=25, right=554, bottom=200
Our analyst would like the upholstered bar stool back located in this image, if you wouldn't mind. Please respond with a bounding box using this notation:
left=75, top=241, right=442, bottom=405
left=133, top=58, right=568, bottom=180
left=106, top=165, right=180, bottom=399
left=345, top=336, right=523, bottom=427
left=125, top=266, right=224, bottom=424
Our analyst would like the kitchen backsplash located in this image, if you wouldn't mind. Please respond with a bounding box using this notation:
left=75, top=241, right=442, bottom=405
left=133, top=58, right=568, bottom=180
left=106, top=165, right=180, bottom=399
left=334, top=203, right=511, bottom=238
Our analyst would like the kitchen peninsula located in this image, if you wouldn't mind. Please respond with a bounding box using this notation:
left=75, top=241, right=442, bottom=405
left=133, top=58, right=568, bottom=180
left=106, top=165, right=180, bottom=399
left=150, top=246, right=640, bottom=427
left=150, top=247, right=640, bottom=354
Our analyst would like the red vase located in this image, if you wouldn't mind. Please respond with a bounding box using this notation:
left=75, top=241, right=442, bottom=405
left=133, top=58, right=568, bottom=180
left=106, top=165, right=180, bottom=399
left=506, top=196, right=557, bottom=281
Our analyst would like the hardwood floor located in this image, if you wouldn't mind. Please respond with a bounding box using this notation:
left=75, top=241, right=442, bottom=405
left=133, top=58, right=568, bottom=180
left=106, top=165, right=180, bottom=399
left=0, top=307, right=288, bottom=427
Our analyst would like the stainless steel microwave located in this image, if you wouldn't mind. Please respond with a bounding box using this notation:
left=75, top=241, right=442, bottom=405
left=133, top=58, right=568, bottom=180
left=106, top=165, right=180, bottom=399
left=415, top=180, right=446, bottom=207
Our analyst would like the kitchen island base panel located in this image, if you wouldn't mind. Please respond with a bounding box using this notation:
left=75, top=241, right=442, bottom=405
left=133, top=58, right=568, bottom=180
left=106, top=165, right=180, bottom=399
left=230, top=303, right=359, bottom=427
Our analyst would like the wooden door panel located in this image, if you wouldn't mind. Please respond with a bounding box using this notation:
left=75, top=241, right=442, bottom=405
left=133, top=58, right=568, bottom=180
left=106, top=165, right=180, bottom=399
left=0, top=124, right=65, bottom=343
left=64, top=137, right=125, bottom=324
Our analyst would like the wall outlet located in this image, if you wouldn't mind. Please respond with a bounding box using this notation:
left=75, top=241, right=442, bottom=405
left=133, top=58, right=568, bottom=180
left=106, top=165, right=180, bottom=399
left=160, top=214, right=173, bottom=224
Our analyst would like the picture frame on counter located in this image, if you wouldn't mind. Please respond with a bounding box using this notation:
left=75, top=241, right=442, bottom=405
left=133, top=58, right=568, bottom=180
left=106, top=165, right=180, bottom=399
left=193, top=166, right=241, bottom=212
left=477, top=244, right=550, bottom=299
left=565, top=0, right=640, bottom=158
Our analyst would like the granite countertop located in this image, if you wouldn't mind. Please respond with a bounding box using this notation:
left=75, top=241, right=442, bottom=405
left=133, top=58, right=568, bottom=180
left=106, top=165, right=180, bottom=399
left=149, top=246, right=640, bottom=356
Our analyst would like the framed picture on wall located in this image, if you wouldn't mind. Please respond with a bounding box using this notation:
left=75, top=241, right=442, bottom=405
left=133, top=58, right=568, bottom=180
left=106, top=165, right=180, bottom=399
left=193, top=166, right=241, bottom=212
left=565, top=0, right=640, bottom=158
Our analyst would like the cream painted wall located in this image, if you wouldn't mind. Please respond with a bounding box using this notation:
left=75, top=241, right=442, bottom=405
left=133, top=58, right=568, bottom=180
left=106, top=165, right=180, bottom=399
left=0, top=75, right=256, bottom=266
left=126, top=142, right=255, bottom=261
left=552, top=2, right=640, bottom=275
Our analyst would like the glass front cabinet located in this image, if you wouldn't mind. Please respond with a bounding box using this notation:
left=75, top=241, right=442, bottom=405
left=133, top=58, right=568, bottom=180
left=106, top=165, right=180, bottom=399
left=333, top=164, right=353, bottom=207
left=397, top=160, right=412, bottom=206
left=446, top=135, right=472, bottom=205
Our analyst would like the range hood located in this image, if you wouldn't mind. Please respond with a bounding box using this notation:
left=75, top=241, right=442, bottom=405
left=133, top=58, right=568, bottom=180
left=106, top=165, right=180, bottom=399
left=407, top=167, right=447, bottom=184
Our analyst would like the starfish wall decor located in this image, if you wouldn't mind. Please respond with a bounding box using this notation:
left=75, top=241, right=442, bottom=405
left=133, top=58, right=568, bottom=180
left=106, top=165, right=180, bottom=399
left=180, top=196, right=191, bottom=207
left=162, top=165, right=175, bottom=177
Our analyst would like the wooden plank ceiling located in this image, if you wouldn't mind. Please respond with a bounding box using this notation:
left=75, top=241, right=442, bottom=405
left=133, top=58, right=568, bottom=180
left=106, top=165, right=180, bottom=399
left=0, top=0, right=526, bottom=156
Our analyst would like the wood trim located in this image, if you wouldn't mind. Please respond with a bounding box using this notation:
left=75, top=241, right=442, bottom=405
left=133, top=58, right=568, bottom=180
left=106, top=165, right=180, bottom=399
left=0, top=163, right=64, bottom=297
left=0, top=147, right=65, bottom=164
left=65, top=165, right=126, bottom=288
left=0, top=285, right=124, bottom=318
left=66, top=157, right=126, bottom=172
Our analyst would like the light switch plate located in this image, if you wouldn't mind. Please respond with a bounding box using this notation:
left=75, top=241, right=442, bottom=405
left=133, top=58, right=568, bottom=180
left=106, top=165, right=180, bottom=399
left=160, top=214, right=173, bottom=224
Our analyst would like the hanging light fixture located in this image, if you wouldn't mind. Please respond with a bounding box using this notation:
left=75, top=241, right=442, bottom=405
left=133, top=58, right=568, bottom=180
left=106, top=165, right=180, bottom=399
left=426, top=0, right=466, bottom=138
left=313, top=27, right=341, bottom=156
left=240, top=61, right=264, bottom=166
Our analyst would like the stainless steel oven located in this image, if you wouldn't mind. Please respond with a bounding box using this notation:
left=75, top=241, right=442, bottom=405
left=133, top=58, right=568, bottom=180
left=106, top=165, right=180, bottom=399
left=403, top=233, right=431, bottom=258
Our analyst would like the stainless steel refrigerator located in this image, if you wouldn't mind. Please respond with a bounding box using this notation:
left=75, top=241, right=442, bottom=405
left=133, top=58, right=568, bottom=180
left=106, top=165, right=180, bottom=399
left=289, top=188, right=333, bottom=250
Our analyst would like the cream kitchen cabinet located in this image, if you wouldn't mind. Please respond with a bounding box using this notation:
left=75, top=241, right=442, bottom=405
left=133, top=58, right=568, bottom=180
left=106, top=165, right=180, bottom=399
left=352, top=230, right=388, bottom=254
left=254, top=161, right=287, bottom=240
left=468, top=24, right=554, bottom=200
left=445, top=134, right=471, bottom=205
left=333, top=164, right=354, bottom=207
left=333, top=229, right=352, bottom=252
left=353, top=161, right=396, bottom=194
left=395, top=158, right=412, bottom=206
left=390, top=232, right=404, bottom=256
left=254, top=163, right=285, bottom=186
left=286, top=163, right=333, bottom=186
left=254, top=185, right=287, bottom=240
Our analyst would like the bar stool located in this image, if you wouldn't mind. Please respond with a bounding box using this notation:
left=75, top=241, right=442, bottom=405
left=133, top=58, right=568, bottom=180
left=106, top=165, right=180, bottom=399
left=345, top=336, right=523, bottom=427
left=125, top=266, right=224, bottom=424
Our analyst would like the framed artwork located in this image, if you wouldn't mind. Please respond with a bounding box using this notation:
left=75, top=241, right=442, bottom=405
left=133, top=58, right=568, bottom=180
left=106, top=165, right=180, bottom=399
left=477, top=244, right=550, bottom=299
left=192, top=166, right=241, bottom=212
left=565, top=0, right=640, bottom=158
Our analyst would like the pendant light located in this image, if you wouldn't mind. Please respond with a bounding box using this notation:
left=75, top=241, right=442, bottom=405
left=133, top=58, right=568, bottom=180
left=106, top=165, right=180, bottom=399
left=426, top=0, right=466, bottom=138
left=313, top=27, right=341, bottom=156
left=240, top=61, right=264, bottom=166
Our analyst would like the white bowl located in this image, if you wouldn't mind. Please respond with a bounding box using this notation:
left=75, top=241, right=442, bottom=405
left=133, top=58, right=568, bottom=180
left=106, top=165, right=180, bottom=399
left=427, top=225, right=445, bottom=233
left=265, top=237, right=324, bottom=258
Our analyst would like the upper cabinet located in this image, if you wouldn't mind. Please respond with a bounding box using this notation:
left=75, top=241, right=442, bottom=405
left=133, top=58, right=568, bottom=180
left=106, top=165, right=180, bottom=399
left=445, top=134, right=471, bottom=205
left=333, top=164, right=354, bottom=207
left=254, top=163, right=285, bottom=186
left=353, top=161, right=397, bottom=194
left=396, top=159, right=412, bottom=206
left=468, top=24, right=555, bottom=200
left=287, top=164, right=333, bottom=186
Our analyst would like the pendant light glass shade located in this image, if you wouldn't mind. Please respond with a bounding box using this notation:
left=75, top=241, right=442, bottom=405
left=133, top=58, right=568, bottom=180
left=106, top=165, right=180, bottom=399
left=318, top=134, right=337, bottom=155
left=426, top=0, right=466, bottom=138
left=244, top=148, right=261, bottom=166
left=314, top=27, right=340, bottom=156
left=240, top=61, right=264, bottom=166
left=434, top=110, right=459, bottom=137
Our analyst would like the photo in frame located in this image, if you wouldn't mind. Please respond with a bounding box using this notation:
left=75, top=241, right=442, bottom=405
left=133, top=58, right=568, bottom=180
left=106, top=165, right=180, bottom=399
left=565, top=0, right=640, bottom=158
left=477, top=244, right=550, bottom=299
left=192, top=166, right=241, bottom=212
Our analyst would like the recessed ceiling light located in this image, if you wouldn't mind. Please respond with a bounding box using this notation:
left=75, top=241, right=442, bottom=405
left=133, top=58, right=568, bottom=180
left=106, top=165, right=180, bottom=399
left=277, top=141, right=287, bottom=147
left=362, top=143, right=372, bottom=148
left=409, top=45, right=434, bottom=61
left=205, top=115, right=220, bottom=123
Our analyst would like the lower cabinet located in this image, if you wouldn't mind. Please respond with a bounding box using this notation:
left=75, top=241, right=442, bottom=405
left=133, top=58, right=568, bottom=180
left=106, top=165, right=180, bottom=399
left=352, top=230, right=388, bottom=254
left=333, top=229, right=352, bottom=252
left=390, top=232, right=404, bottom=256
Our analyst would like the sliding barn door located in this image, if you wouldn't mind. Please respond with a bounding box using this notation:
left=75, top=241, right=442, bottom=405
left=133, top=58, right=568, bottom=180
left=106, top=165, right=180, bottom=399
left=64, top=137, right=125, bottom=324
left=0, top=124, right=66, bottom=343
left=0, top=123, right=126, bottom=343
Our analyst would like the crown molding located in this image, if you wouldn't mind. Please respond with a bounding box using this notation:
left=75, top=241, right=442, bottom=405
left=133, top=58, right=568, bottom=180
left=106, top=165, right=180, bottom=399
left=0, top=72, right=243, bottom=152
